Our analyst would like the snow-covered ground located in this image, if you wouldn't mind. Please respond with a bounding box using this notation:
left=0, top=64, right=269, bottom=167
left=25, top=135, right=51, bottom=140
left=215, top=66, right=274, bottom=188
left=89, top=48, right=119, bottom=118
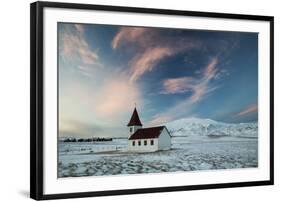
left=58, top=118, right=258, bottom=178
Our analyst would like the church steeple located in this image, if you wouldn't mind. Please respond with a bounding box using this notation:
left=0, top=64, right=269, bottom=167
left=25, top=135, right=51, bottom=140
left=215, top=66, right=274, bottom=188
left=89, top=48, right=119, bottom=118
left=127, top=107, right=142, bottom=137
left=127, top=107, right=142, bottom=126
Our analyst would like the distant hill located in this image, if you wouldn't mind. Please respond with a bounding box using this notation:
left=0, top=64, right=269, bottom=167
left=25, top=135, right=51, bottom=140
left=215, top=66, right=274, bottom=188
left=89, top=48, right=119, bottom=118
left=165, top=117, right=258, bottom=138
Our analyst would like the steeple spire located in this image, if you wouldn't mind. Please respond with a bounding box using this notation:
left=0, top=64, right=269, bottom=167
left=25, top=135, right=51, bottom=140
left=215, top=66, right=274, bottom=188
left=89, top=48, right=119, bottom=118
left=127, top=107, right=142, bottom=126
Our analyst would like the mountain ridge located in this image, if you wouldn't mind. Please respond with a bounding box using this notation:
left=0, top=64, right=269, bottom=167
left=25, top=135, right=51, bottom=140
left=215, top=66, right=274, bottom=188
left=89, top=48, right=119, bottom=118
left=165, top=117, right=258, bottom=138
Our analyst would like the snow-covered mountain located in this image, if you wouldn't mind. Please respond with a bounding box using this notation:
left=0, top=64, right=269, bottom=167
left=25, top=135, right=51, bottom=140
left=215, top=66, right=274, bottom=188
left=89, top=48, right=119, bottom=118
left=165, top=117, right=258, bottom=138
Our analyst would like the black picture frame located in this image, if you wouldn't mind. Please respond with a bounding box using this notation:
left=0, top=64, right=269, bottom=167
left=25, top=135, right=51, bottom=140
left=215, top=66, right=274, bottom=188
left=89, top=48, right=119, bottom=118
left=30, top=1, right=274, bottom=200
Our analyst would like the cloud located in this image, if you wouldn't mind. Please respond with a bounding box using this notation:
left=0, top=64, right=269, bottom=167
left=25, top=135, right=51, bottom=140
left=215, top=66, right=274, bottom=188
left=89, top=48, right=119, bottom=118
left=59, top=72, right=143, bottom=136
left=128, top=41, right=200, bottom=82
left=235, top=104, right=258, bottom=117
left=112, top=27, right=201, bottom=82
left=161, top=77, right=195, bottom=94
left=74, top=24, right=84, bottom=33
left=60, top=24, right=98, bottom=65
left=150, top=57, right=219, bottom=125
left=112, top=27, right=148, bottom=49
left=77, top=63, right=103, bottom=78
left=203, top=58, right=218, bottom=79
left=189, top=58, right=218, bottom=103
left=214, top=69, right=230, bottom=80
left=111, top=26, right=202, bottom=125
left=148, top=115, right=173, bottom=126
left=129, top=47, right=174, bottom=82
left=95, top=74, right=142, bottom=117
left=161, top=57, right=218, bottom=98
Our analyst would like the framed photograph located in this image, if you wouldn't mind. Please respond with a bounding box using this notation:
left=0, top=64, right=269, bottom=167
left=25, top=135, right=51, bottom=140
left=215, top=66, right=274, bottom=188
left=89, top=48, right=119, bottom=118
left=30, top=1, right=274, bottom=200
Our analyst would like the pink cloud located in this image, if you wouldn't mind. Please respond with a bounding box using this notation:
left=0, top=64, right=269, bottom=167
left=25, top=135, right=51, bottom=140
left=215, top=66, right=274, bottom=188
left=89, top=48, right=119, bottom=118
left=162, top=77, right=195, bottom=94
left=61, top=25, right=98, bottom=65
left=203, top=57, right=218, bottom=79
left=128, top=40, right=200, bottom=82
left=74, top=24, right=84, bottom=33
left=59, top=69, right=143, bottom=130
left=112, top=27, right=148, bottom=49
left=189, top=84, right=219, bottom=104
left=95, top=75, right=142, bottom=117
left=148, top=115, right=173, bottom=126
left=236, top=104, right=258, bottom=117
left=189, top=83, right=207, bottom=103
left=129, top=46, right=174, bottom=82
left=187, top=57, right=219, bottom=103
left=112, top=27, right=201, bottom=82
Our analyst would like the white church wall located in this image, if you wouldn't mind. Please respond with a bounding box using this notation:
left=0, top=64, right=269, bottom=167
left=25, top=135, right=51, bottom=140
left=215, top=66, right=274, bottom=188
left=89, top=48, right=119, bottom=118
left=128, top=138, right=158, bottom=152
left=158, top=128, right=171, bottom=150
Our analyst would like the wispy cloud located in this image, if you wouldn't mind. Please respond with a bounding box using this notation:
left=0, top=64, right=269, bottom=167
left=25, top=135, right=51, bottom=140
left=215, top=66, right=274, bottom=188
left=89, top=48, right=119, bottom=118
left=189, top=58, right=219, bottom=103
left=112, top=27, right=201, bottom=82
left=161, top=57, right=218, bottom=99
left=112, top=27, right=148, bottom=49
left=149, top=115, right=173, bottom=126
left=74, top=24, right=84, bottom=33
left=161, top=77, right=195, bottom=94
left=77, top=65, right=99, bottom=78
left=60, top=25, right=146, bottom=128
left=60, top=24, right=98, bottom=65
left=129, top=46, right=174, bottom=82
left=235, top=104, right=258, bottom=117
left=203, top=58, right=218, bottom=79
left=150, top=57, right=219, bottom=125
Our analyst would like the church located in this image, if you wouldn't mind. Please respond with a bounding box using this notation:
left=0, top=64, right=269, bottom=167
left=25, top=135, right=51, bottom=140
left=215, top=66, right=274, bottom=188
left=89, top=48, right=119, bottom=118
left=127, top=107, right=171, bottom=152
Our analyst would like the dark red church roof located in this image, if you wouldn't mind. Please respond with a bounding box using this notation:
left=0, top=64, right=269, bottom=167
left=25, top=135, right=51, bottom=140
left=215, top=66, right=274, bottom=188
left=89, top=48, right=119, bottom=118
left=127, top=108, right=143, bottom=126
left=129, top=126, right=168, bottom=140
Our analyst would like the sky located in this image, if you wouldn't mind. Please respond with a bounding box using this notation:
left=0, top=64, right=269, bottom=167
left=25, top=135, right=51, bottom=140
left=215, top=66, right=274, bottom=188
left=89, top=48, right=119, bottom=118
left=58, top=22, right=258, bottom=138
